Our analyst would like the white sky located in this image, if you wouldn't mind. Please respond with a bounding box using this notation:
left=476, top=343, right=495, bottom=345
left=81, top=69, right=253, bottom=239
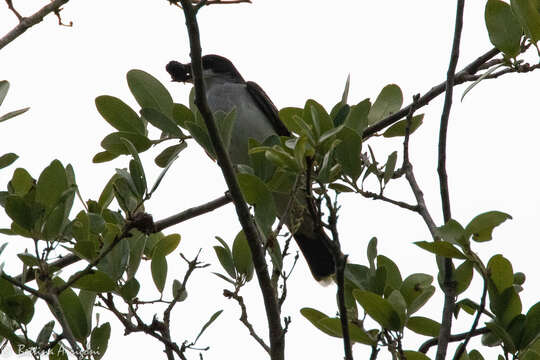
left=1, top=1, right=539, bottom=359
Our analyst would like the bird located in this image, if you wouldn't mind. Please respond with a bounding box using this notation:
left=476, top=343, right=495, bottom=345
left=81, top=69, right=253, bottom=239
left=166, top=54, right=335, bottom=281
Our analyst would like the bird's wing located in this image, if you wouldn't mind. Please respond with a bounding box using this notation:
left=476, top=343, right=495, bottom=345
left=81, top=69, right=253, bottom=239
left=246, top=81, right=291, bottom=137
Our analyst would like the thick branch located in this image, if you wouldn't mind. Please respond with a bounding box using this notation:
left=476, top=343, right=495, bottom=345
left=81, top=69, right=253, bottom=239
left=436, top=1, right=465, bottom=359
left=177, top=2, right=284, bottom=359
left=0, top=0, right=70, bottom=51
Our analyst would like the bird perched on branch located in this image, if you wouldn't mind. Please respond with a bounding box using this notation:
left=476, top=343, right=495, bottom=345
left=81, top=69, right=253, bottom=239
left=166, top=54, right=335, bottom=281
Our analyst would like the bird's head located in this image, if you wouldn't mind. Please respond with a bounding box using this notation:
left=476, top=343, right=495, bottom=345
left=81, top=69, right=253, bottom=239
left=166, top=54, right=245, bottom=84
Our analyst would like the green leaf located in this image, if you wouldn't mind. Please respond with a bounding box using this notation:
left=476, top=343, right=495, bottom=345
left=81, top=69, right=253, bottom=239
left=383, top=114, right=424, bottom=137
left=485, top=0, right=523, bottom=57
left=335, top=127, right=363, bottom=180
left=10, top=168, right=34, bottom=196
left=79, top=289, right=96, bottom=331
left=172, top=279, right=187, bottom=301
left=95, top=95, right=145, bottom=135
left=17, top=253, right=41, bottom=267
left=5, top=195, right=35, bottom=231
left=237, top=173, right=276, bottom=232
left=172, top=103, right=194, bottom=128
left=368, top=84, right=403, bottom=125
left=127, top=231, right=146, bottom=279
left=1, top=294, right=34, bottom=324
left=408, top=286, right=436, bottom=316
left=92, top=151, right=119, bottom=163
left=520, top=302, right=540, bottom=348
left=154, top=142, right=186, bottom=168
left=455, top=261, right=474, bottom=295
left=387, top=290, right=407, bottom=327
left=36, top=320, right=55, bottom=345
left=353, top=289, right=402, bottom=330
left=486, top=321, right=516, bottom=353
left=465, top=211, right=511, bottom=242
left=49, top=343, right=68, bottom=360
left=318, top=318, right=376, bottom=345
left=341, top=74, right=350, bottom=105
left=121, top=138, right=147, bottom=197
left=511, top=0, right=540, bottom=43
left=90, top=322, right=111, bottom=360
left=279, top=107, right=303, bottom=134
left=344, top=99, right=370, bottom=135
left=493, top=286, right=522, bottom=328
left=377, top=254, right=402, bottom=291
left=300, top=308, right=339, bottom=338
left=232, top=231, right=254, bottom=281
left=248, top=136, right=279, bottom=182
left=127, top=69, right=174, bottom=118
left=36, top=160, right=68, bottom=211
left=0, top=153, right=18, bottom=169
left=151, top=255, right=167, bottom=293
left=0, top=107, right=29, bottom=123
left=406, top=316, right=441, bottom=337
left=50, top=277, right=89, bottom=341
left=153, top=233, right=181, bottom=257
left=402, top=351, right=431, bottom=360
left=214, top=239, right=236, bottom=279
left=400, top=273, right=434, bottom=307
left=487, top=254, right=514, bottom=293
left=383, top=151, right=397, bottom=185
left=0, top=80, right=8, bottom=106
left=69, top=271, right=117, bottom=292
left=141, top=108, right=184, bottom=137
left=101, top=132, right=151, bottom=155
left=468, top=350, right=486, bottom=360
left=185, top=121, right=215, bottom=159
left=437, top=219, right=468, bottom=247
left=414, top=241, right=467, bottom=259
left=194, top=310, right=223, bottom=343
left=119, top=277, right=140, bottom=301
left=305, top=100, right=333, bottom=138
left=215, top=109, right=237, bottom=151
left=97, top=227, right=129, bottom=280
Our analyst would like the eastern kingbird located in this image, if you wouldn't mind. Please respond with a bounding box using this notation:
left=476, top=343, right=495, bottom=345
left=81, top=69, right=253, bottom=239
left=166, top=54, right=335, bottom=281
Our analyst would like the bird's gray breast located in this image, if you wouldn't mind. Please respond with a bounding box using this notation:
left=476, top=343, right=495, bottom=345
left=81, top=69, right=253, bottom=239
left=206, top=82, right=277, bottom=166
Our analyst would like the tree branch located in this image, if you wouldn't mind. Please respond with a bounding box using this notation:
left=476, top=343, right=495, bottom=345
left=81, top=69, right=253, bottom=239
left=452, top=276, right=488, bottom=360
left=436, top=1, right=465, bottom=359
left=419, top=327, right=490, bottom=354
left=362, top=48, right=501, bottom=139
left=223, top=289, right=270, bottom=354
left=0, top=0, right=70, bottom=51
left=15, top=193, right=232, bottom=284
left=176, top=2, right=284, bottom=359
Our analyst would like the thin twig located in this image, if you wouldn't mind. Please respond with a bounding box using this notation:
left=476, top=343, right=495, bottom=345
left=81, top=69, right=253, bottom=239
left=419, top=327, right=489, bottom=354
left=436, top=2, right=465, bottom=359
left=176, top=2, right=284, bottom=359
left=362, top=48, right=501, bottom=139
left=15, top=193, right=232, bottom=284
left=402, top=94, right=438, bottom=237
left=0, top=272, right=50, bottom=300
left=0, top=0, right=70, bottom=51
left=223, top=289, right=270, bottom=354
left=5, top=0, right=23, bottom=20
left=452, top=276, right=488, bottom=360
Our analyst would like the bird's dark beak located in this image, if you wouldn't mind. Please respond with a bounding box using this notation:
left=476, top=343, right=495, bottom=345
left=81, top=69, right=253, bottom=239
left=166, top=60, right=193, bottom=83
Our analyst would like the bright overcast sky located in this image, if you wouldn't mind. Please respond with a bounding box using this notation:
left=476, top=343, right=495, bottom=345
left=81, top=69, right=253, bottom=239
left=1, top=1, right=539, bottom=359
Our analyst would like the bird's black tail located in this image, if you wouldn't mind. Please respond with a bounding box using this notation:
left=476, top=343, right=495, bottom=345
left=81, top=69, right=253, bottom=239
left=293, top=230, right=335, bottom=281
